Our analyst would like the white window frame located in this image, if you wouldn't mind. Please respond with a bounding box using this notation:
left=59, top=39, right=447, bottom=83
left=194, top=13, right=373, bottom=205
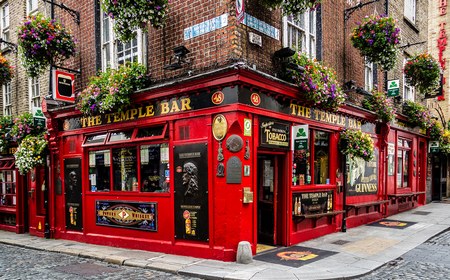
left=0, top=3, right=9, bottom=50
left=3, top=82, right=11, bottom=116
left=364, top=58, right=374, bottom=92
left=282, top=9, right=316, bottom=58
left=403, top=58, right=415, bottom=101
left=27, top=0, right=38, bottom=15
left=404, top=0, right=416, bottom=23
left=100, top=13, right=145, bottom=71
left=29, top=77, right=40, bottom=111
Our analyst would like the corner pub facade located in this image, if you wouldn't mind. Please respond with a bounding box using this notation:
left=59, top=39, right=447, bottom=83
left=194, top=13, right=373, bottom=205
left=40, top=65, right=428, bottom=261
left=3, top=0, right=429, bottom=262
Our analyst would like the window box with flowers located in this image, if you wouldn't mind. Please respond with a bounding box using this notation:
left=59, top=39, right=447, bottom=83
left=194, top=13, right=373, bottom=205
left=101, top=0, right=168, bottom=42
left=0, top=54, right=13, bottom=85
left=351, top=15, right=401, bottom=71
left=292, top=52, right=346, bottom=112
left=17, top=13, right=77, bottom=77
left=14, top=134, right=47, bottom=175
left=339, top=129, right=374, bottom=162
left=402, top=100, right=433, bottom=130
left=361, top=89, right=396, bottom=123
left=76, top=62, right=150, bottom=115
left=404, top=53, right=441, bottom=94
left=260, top=0, right=321, bottom=15
left=9, top=112, right=45, bottom=143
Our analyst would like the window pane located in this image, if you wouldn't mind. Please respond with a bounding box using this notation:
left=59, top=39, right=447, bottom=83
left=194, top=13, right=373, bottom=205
left=86, top=134, right=107, bottom=144
left=293, top=147, right=310, bottom=185
left=136, top=125, right=165, bottom=138
left=140, top=144, right=170, bottom=192
left=109, top=131, right=133, bottom=142
left=89, top=150, right=110, bottom=192
left=403, top=150, right=409, bottom=188
left=397, top=150, right=403, bottom=187
left=314, top=131, right=329, bottom=184
left=112, top=147, right=137, bottom=191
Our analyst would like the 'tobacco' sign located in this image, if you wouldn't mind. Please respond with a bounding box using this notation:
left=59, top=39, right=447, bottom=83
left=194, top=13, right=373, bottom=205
left=53, top=70, right=75, bottom=103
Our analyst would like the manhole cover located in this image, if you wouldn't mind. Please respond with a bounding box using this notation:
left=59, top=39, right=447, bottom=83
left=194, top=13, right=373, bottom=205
left=412, top=211, right=431, bottom=215
left=53, top=263, right=120, bottom=277
left=331, top=240, right=350, bottom=245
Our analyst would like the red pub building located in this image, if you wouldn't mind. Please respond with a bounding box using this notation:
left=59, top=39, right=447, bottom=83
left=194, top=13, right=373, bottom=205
left=1, top=0, right=430, bottom=262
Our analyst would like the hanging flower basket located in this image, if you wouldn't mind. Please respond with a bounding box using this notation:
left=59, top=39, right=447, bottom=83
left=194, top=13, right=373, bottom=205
left=9, top=112, right=45, bottom=143
left=76, top=62, right=150, bottom=115
left=0, top=54, right=13, bottom=85
left=101, top=0, right=168, bottom=42
left=292, top=52, right=346, bottom=112
left=402, top=100, right=433, bottom=130
left=14, top=134, right=47, bottom=175
left=340, top=129, right=374, bottom=162
left=404, top=53, right=441, bottom=94
left=0, top=116, right=13, bottom=153
left=428, top=120, right=444, bottom=141
left=18, top=13, right=77, bottom=77
left=260, top=0, right=321, bottom=15
left=351, top=15, right=400, bottom=71
left=361, top=89, right=396, bottom=123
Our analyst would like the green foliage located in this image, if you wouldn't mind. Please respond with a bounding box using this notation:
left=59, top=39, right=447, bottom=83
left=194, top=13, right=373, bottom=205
left=260, top=0, right=321, bottom=16
left=0, top=54, right=13, bottom=85
left=361, top=89, right=396, bottom=123
left=402, top=100, right=433, bottom=130
left=404, top=53, right=441, bottom=94
left=14, top=134, right=47, bottom=175
left=10, top=113, right=45, bottom=143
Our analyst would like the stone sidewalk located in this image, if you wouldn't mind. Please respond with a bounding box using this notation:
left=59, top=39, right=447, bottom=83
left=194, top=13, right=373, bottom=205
left=0, top=202, right=449, bottom=280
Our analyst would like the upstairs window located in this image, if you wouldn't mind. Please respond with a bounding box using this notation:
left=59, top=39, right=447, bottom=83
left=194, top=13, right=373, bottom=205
left=27, top=0, right=38, bottom=15
left=404, top=0, right=416, bottom=23
left=403, top=58, right=415, bottom=101
left=29, top=77, right=40, bottom=111
left=3, top=82, right=11, bottom=116
left=1, top=3, right=9, bottom=50
left=283, top=9, right=316, bottom=58
left=364, top=58, right=374, bottom=92
left=100, top=12, right=145, bottom=71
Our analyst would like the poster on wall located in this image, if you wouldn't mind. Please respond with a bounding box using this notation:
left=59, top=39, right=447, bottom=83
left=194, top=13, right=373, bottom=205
left=292, top=191, right=333, bottom=216
left=346, top=148, right=379, bottom=196
left=174, top=143, right=209, bottom=241
left=387, top=143, right=395, bottom=176
left=64, top=158, right=83, bottom=231
left=96, top=201, right=157, bottom=231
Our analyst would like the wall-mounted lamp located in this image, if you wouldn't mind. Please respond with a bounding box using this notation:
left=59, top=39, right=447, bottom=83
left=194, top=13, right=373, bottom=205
left=164, top=45, right=190, bottom=70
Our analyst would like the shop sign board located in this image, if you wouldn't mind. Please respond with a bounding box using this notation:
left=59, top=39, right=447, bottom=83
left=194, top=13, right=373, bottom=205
left=346, top=148, right=379, bottom=196
left=430, top=141, right=440, bottom=153
left=53, top=69, right=75, bottom=103
left=292, top=191, right=333, bottom=215
left=64, top=158, right=83, bottom=231
left=96, top=201, right=157, bottom=231
left=174, top=143, right=209, bottom=241
left=387, top=80, right=400, bottom=97
left=260, top=117, right=290, bottom=149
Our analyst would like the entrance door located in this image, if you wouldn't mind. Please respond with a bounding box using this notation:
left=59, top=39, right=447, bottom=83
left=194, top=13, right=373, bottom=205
left=27, top=167, right=47, bottom=237
left=257, top=154, right=285, bottom=246
left=431, top=154, right=447, bottom=201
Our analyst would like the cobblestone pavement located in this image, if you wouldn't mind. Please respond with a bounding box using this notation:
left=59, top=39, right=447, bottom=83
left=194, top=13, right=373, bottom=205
left=0, top=243, right=201, bottom=280
left=359, top=227, right=450, bottom=280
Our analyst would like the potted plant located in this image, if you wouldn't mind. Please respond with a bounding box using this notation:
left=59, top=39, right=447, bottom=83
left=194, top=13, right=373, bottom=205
left=76, top=62, right=150, bottom=115
left=402, top=100, right=432, bottom=130
left=10, top=112, right=45, bottom=142
left=14, top=133, right=47, bottom=175
left=292, top=52, right=346, bottom=112
left=351, top=15, right=401, bottom=71
left=101, top=0, right=168, bottom=42
left=17, top=13, right=77, bottom=77
left=0, top=54, right=13, bottom=85
left=260, top=0, right=321, bottom=15
left=340, top=129, right=374, bottom=161
left=404, top=53, right=441, bottom=94
left=361, top=89, right=396, bottom=123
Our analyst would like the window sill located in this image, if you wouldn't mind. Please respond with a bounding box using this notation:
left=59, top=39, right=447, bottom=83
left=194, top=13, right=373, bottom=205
left=403, top=17, right=419, bottom=33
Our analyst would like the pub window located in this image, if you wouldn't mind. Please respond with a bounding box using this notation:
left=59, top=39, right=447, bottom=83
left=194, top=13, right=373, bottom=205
left=0, top=170, right=16, bottom=207
left=112, top=147, right=137, bottom=191
left=84, top=133, right=107, bottom=146
left=397, top=138, right=411, bottom=188
left=140, top=143, right=169, bottom=192
left=293, top=129, right=330, bottom=185
left=108, top=130, right=133, bottom=142
left=136, top=125, right=166, bottom=139
left=89, top=150, right=111, bottom=192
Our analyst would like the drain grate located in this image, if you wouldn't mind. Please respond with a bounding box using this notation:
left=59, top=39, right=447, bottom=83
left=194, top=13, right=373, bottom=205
left=53, top=263, right=120, bottom=277
left=412, top=211, right=431, bottom=215
left=331, top=240, right=350, bottom=245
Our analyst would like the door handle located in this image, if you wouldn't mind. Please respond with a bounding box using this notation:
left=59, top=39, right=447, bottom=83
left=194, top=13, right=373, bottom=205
left=28, top=189, right=35, bottom=198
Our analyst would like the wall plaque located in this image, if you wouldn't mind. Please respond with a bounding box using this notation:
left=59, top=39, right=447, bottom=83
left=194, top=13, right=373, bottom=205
left=226, top=134, right=244, bottom=152
left=212, top=114, right=228, bottom=141
left=226, top=156, right=242, bottom=184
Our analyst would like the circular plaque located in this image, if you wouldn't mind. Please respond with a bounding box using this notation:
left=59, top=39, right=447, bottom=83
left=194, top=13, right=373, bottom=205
left=226, top=134, right=244, bottom=153
left=212, top=114, right=228, bottom=141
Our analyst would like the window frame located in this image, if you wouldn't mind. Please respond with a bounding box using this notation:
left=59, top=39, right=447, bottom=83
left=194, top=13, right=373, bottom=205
left=28, top=77, right=40, bottom=111
left=27, top=0, right=38, bottom=15
left=404, top=0, right=416, bottom=24
left=282, top=9, right=316, bottom=58
left=3, top=82, right=11, bottom=116
left=100, top=12, right=146, bottom=71
left=403, top=58, right=415, bottom=101
left=0, top=2, right=9, bottom=50
left=396, top=138, right=412, bottom=189
left=364, top=58, right=374, bottom=92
